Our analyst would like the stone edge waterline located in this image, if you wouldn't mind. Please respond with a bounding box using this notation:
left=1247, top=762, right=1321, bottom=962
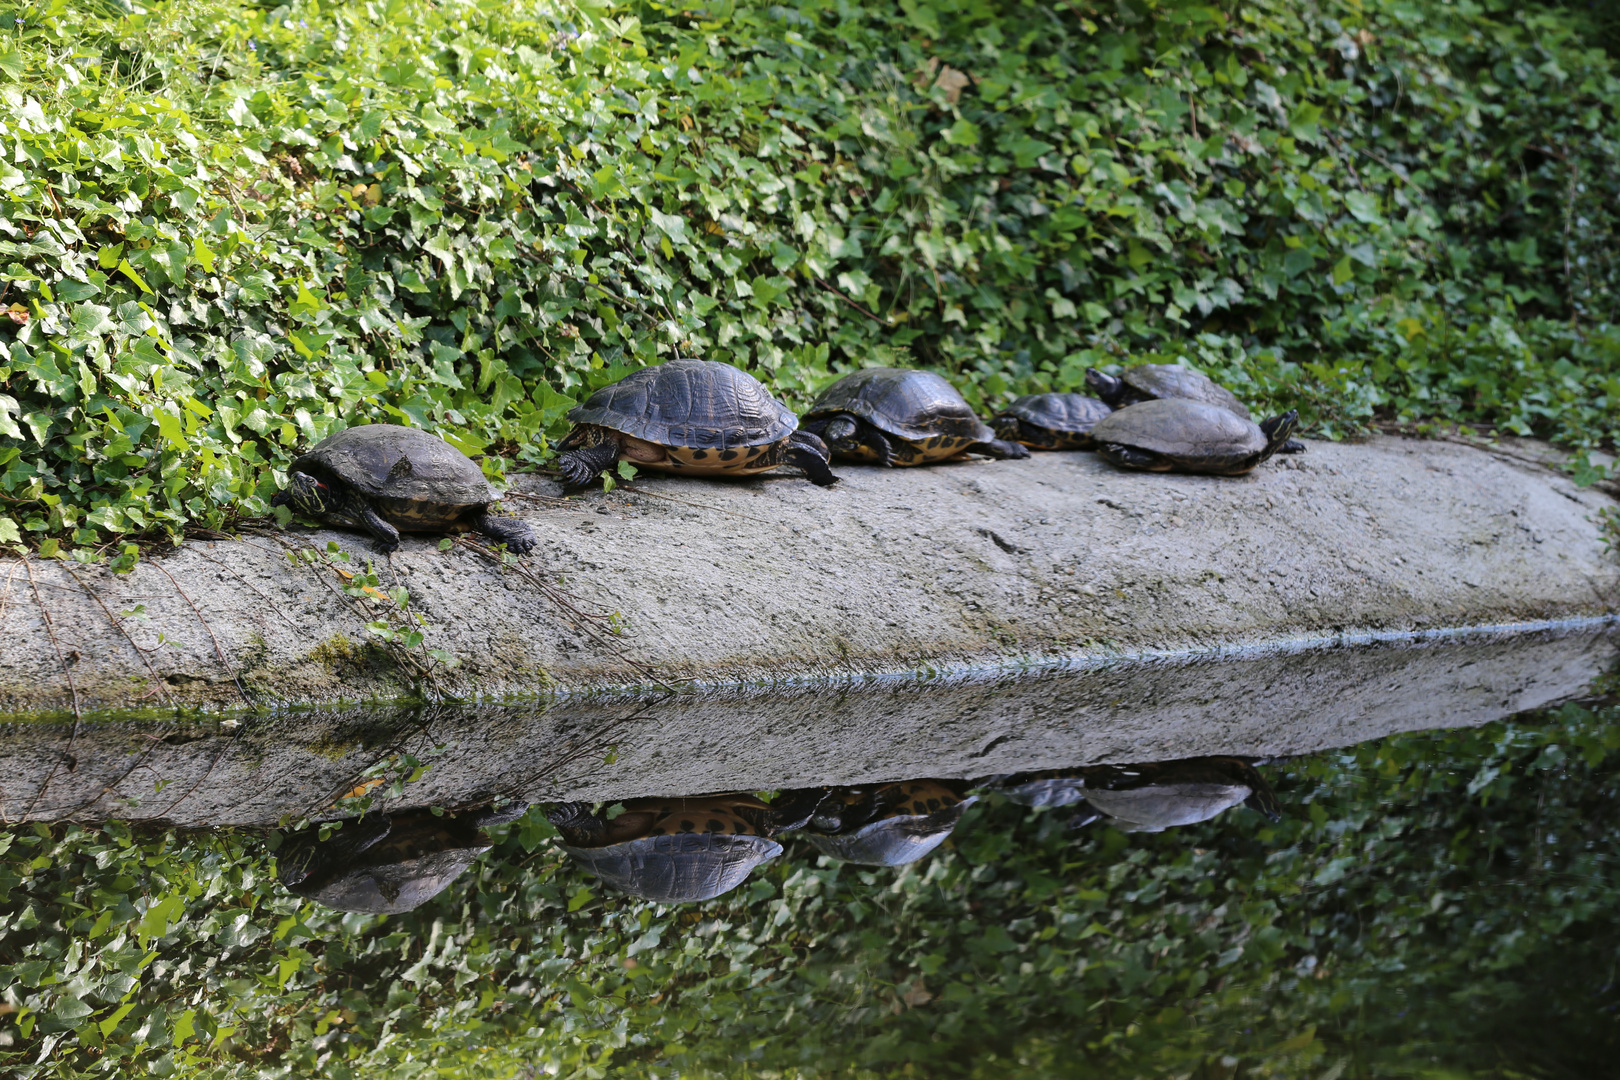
left=4, top=612, right=1614, bottom=727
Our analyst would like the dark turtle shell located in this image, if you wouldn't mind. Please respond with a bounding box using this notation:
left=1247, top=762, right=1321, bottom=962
left=297, top=847, right=487, bottom=913
left=1090, top=399, right=1275, bottom=472
left=558, top=832, right=782, bottom=903
left=802, top=368, right=995, bottom=444
left=1089, top=363, right=1250, bottom=419
left=277, top=811, right=498, bottom=914
left=996, top=776, right=1088, bottom=809
left=1078, top=759, right=1281, bottom=832
left=290, top=424, right=497, bottom=527
left=994, top=393, right=1113, bottom=448
left=566, top=359, right=796, bottom=451
left=800, top=796, right=976, bottom=866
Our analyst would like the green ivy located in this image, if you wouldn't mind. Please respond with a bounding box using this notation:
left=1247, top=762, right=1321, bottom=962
left=0, top=0, right=1616, bottom=552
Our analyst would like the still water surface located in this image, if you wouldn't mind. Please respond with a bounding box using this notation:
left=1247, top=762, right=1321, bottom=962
left=3, top=631, right=1618, bottom=1078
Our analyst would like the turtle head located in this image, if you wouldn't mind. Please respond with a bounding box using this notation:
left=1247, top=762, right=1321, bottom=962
left=274, top=471, right=334, bottom=516
left=1084, top=367, right=1124, bottom=405
left=816, top=414, right=863, bottom=453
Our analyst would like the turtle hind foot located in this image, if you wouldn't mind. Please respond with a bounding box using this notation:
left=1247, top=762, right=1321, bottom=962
left=557, top=439, right=621, bottom=486
left=475, top=511, right=538, bottom=555
left=1098, top=443, right=1166, bottom=471
left=785, top=432, right=841, bottom=487
left=978, top=438, right=1032, bottom=460
left=360, top=505, right=403, bottom=554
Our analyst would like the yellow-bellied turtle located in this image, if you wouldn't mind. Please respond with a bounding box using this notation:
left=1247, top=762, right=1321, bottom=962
left=1063, top=758, right=1282, bottom=833
left=1087, top=363, right=1305, bottom=453
left=546, top=791, right=823, bottom=903
left=271, top=424, right=536, bottom=554
left=554, top=359, right=838, bottom=487
left=799, top=368, right=1031, bottom=466
left=1090, top=399, right=1298, bottom=476
left=796, top=780, right=975, bottom=866
left=992, top=393, right=1114, bottom=450
left=276, top=802, right=527, bottom=913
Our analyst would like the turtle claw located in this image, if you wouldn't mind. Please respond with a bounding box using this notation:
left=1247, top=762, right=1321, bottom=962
left=557, top=440, right=622, bottom=487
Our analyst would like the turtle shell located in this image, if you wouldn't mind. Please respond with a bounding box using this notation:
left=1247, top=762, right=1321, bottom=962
left=566, top=359, right=796, bottom=451
left=1089, top=399, right=1266, bottom=466
left=801, top=796, right=977, bottom=866
left=291, top=424, right=497, bottom=528
left=997, top=777, right=1088, bottom=809
left=1080, top=784, right=1253, bottom=834
left=558, top=832, right=782, bottom=903
left=802, top=368, right=995, bottom=444
left=297, top=847, right=487, bottom=913
left=1124, top=364, right=1250, bottom=420
left=997, top=393, right=1113, bottom=447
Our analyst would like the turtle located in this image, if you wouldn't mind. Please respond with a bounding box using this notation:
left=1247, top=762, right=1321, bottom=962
left=991, top=393, right=1114, bottom=450
left=270, top=424, right=536, bottom=554
left=796, top=780, right=975, bottom=866
left=276, top=801, right=528, bottom=914
left=798, top=368, right=1031, bottom=467
left=554, top=359, right=838, bottom=487
left=1086, top=363, right=1306, bottom=453
left=546, top=790, right=824, bottom=903
left=1062, top=758, right=1282, bottom=834
left=1089, top=399, right=1298, bottom=476
left=983, top=771, right=1089, bottom=809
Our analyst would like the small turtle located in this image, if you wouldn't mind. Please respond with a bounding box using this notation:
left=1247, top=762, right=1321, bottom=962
left=799, top=368, right=1031, bottom=467
left=1064, top=758, right=1282, bottom=834
left=992, top=393, right=1114, bottom=450
left=271, top=424, right=536, bottom=554
left=554, top=359, right=838, bottom=487
left=983, top=771, right=1089, bottom=809
left=796, top=780, right=975, bottom=866
left=276, top=802, right=528, bottom=914
left=1087, top=363, right=1306, bottom=453
left=547, top=791, right=823, bottom=903
left=1089, top=399, right=1298, bottom=476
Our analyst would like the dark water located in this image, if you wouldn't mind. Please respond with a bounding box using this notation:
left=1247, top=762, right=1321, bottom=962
left=3, top=630, right=1620, bottom=1078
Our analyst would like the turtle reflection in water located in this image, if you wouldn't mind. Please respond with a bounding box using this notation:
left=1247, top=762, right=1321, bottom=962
left=547, top=791, right=824, bottom=903
left=795, top=780, right=976, bottom=866
left=992, top=758, right=1282, bottom=833
left=276, top=802, right=528, bottom=913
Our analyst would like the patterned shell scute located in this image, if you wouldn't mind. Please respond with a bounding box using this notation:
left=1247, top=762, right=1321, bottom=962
left=294, top=425, right=496, bottom=508
left=804, top=368, right=994, bottom=443
left=1081, top=783, right=1251, bottom=833
left=567, top=359, right=797, bottom=450
left=1125, top=364, right=1250, bottom=420
left=801, top=796, right=977, bottom=866
left=1004, top=393, right=1113, bottom=433
left=558, top=832, right=782, bottom=903
left=1090, top=399, right=1265, bottom=459
left=301, top=847, right=487, bottom=913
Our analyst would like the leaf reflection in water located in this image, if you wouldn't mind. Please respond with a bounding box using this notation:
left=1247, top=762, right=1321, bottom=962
left=2, top=703, right=1619, bottom=1077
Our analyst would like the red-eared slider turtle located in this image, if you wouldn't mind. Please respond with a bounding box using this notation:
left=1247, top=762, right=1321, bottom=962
left=554, top=359, right=838, bottom=487
left=1066, top=758, right=1281, bottom=833
left=1086, top=363, right=1251, bottom=418
left=546, top=791, right=823, bottom=903
left=796, top=780, right=975, bottom=866
left=271, top=424, right=536, bottom=554
left=799, top=368, right=1031, bottom=466
left=992, top=393, right=1114, bottom=450
left=1087, top=363, right=1306, bottom=453
left=276, top=802, right=528, bottom=913
left=1090, top=399, right=1298, bottom=476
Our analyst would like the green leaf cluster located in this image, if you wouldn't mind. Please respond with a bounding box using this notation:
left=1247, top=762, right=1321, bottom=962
left=0, top=0, right=1617, bottom=552
left=3, top=697, right=1619, bottom=1078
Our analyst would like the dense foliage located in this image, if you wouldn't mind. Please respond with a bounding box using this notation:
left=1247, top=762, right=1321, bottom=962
left=2, top=697, right=1619, bottom=1078
left=0, top=0, right=1617, bottom=552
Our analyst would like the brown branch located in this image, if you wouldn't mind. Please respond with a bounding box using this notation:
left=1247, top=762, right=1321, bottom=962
left=21, top=558, right=82, bottom=820
left=147, top=557, right=253, bottom=708
left=813, top=275, right=887, bottom=324
left=61, top=563, right=177, bottom=708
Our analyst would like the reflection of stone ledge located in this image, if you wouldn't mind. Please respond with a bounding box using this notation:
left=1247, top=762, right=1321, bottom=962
left=1, top=622, right=1613, bottom=826
left=1, top=434, right=1617, bottom=716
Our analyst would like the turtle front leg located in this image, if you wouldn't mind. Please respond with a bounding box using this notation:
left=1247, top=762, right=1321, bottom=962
left=972, top=437, right=1032, bottom=460
left=1279, top=438, right=1307, bottom=454
left=784, top=431, right=841, bottom=487
left=557, top=437, right=622, bottom=487
left=1097, top=443, right=1169, bottom=471
left=357, top=503, right=403, bottom=553
left=472, top=510, right=538, bottom=555
left=760, top=788, right=832, bottom=835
